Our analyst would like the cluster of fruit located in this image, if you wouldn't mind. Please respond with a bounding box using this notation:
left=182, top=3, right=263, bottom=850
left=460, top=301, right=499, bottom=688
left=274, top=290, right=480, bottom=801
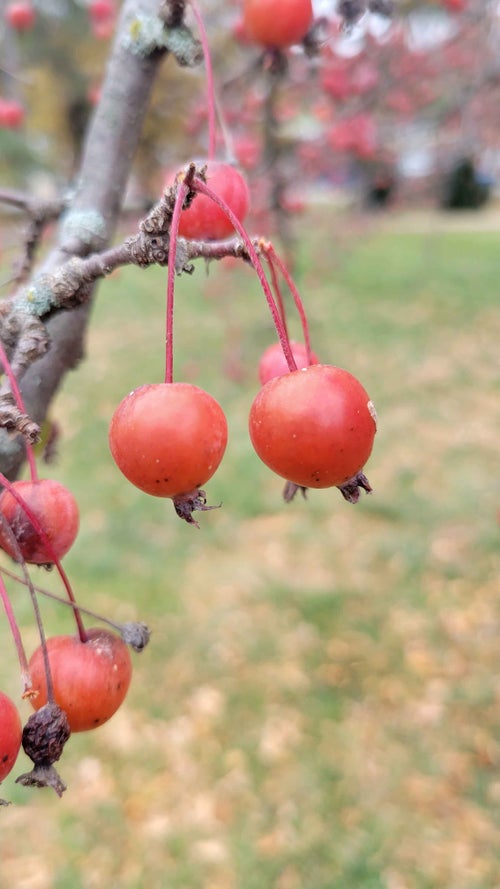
left=0, top=0, right=377, bottom=801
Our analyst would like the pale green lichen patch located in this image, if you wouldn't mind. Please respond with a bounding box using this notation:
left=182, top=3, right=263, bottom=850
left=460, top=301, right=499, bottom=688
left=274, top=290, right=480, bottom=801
left=14, top=277, right=55, bottom=316
left=122, top=15, right=165, bottom=57
left=59, top=209, right=106, bottom=250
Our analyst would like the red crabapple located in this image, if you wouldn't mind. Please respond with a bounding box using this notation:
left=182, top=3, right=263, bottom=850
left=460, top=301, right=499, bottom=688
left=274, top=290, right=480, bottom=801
left=28, top=628, right=132, bottom=733
left=166, top=161, right=250, bottom=241
left=4, top=1, right=35, bottom=31
left=258, top=340, right=319, bottom=385
left=108, top=383, right=228, bottom=524
left=243, top=0, right=313, bottom=49
left=249, top=364, right=376, bottom=494
left=0, top=479, right=79, bottom=565
left=0, top=691, right=22, bottom=785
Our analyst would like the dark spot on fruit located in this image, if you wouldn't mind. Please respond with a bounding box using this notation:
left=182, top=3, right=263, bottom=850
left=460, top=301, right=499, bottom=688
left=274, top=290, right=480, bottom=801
left=1, top=754, right=8, bottom=763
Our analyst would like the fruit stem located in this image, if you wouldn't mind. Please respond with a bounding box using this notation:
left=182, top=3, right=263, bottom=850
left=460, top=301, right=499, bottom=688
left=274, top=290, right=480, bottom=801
left=0, top=563, right=140, bottom=640
left=0, top=472, right=87, bottom=643
left=0, top=570, right=31, bottom=695
left=189, top=0, right=217, bottom=159
left=165, top=178, right=190, bottom=384
left=262, top=243, right=315, bottom=365
left=192, top=176, right=298, bottom=372
left=264, top=248, right=289, bottom=339
left=0, top=514, right=55, bottom=702
left=0, top=340, right=39, bottom=483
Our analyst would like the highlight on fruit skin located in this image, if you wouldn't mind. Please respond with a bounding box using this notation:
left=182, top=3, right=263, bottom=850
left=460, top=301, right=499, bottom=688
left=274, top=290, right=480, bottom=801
left=28, top=628, right=133, bottom=733
left=0, top=478, right=80, bottom=566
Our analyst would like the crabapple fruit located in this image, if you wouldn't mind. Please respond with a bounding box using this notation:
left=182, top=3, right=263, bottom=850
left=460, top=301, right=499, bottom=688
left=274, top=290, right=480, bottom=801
left=0, top=691, right=22, bottom=783
left=243, top=0, right=313, bottom=49
left=249, top=364, right=376, bottom=489
left=167, top=160, right=250, bottom=240
left=28, top=628, right=132, bottom=733
left=109, top=383, right=228, bottom=498
left=0, top=479, right=79, bottom=565
left=258, top=340, right=319, bottom=385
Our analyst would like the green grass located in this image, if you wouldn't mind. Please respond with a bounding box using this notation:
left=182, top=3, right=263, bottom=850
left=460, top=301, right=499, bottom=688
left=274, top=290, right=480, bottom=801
left=0, top=208, right=499, bottom=889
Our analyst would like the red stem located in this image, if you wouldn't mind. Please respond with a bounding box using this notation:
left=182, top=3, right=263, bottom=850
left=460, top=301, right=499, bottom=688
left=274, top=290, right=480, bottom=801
left=0, top=514, right=54, bottom=701
left=263, top=243, right=315, bottom=365
left=0, top=571, right=31, bottom=695
left=165, top=179, right=189, bottom=384
left=0, top=340, right=39, bottom=482
left=189, top=0, right=217, bottom=159
left=0, top=472, right=87, bottom=642
left=191, top=176, right=297, bottom=372
left=265, top=249, right=289, bottom=338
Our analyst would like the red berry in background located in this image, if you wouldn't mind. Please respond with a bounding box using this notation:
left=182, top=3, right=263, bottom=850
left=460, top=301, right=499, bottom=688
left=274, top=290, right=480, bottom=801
left=167, top=161, right=250, bottom=241
left=249, top=364, right=377, bottom=489
left=0, top=98, right=25, bottom=130
left=258, top=340, right=320, bottom=385
left=0, top=479, right=79, bottom=565
left=109, top=383, right=228, bottom=498
left=0, top=691, right=22, bottom=783
left=4, top=1, right=35, bottom=31
left=243, top=0, right=313, bottom=49
left=88, top=0, right=115, bottom=23
left=28, top=628, right=132, bottom=733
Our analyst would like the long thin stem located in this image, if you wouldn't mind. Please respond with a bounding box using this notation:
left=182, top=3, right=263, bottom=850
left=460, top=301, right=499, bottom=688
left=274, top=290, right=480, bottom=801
left=0, top=514, right=54, bottom=701
left=189, top=0, right=217, bottom=159
left=0, top=472, right=86, bottom=642
left=0, top=571, right=31, bottom=694
left=165, top=179, right=189, bottom=384
left=0, top=340, right=39, bottom=482
left=191, top=176, right=298, bottom=372
left=262, top=243, right=315, bottom=365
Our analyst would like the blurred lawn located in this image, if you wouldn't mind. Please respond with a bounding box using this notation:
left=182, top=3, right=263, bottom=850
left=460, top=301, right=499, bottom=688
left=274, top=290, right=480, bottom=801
left=0, top=207, right=499, bottom=889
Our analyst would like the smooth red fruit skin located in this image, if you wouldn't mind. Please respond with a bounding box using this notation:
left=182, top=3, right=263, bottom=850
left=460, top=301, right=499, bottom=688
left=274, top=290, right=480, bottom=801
left=0, top=691, right=22, bottom=782
left=4, top=1, right=35, bottom=31
left=258, top=340, right=320, bottom=385
left=243, top=0, right=313, bottom=49
left=249, top=364, right=376, bottom=488
left=29, top=629, right=132, bottom=733
left=167, top=161, right=250, bottom=240
left=0, top=479, right=79, bottom=565
left=109, top=383, right=228, bottom=498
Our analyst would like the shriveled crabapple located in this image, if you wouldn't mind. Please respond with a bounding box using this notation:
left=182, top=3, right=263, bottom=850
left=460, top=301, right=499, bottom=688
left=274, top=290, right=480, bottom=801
left=249, top=364, right=377, bottom=500
left=0, top=479, right=79, bottom=566
left=166, top=160, right=250, bottom=241
left=258, top=340, right=320, bottom=385
left=108, top=382, right=228, bottom=525
left=28, top=628, right=132, bottom=734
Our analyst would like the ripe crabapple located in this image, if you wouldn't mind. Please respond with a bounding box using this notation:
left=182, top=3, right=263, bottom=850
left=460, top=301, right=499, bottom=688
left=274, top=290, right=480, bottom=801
left=258, top=340, right=319, bottom=385
left=0, top=478, right=79, bottom=565
left=166, top=160, right=250, bottom=241
left=4, top=1, right=35, bottom=31
left=28, top=628, right=132, bottom=733
left=249, top=364, right=376, bottom=490
left=108, top=383, right=228, bottom=523
left=243, top=0, right=313, bottom=49
left=0, top=99, right=25, bottom=130
left=0, top=691, right=22, bottom=783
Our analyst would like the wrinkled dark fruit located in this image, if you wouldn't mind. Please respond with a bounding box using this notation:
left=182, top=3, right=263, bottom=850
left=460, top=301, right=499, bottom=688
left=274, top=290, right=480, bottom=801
left=15, top=702, right=71, bottom=797
left=120, top=621, right=151, bottom=652
left=172, top=488, right=221, bottom=528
